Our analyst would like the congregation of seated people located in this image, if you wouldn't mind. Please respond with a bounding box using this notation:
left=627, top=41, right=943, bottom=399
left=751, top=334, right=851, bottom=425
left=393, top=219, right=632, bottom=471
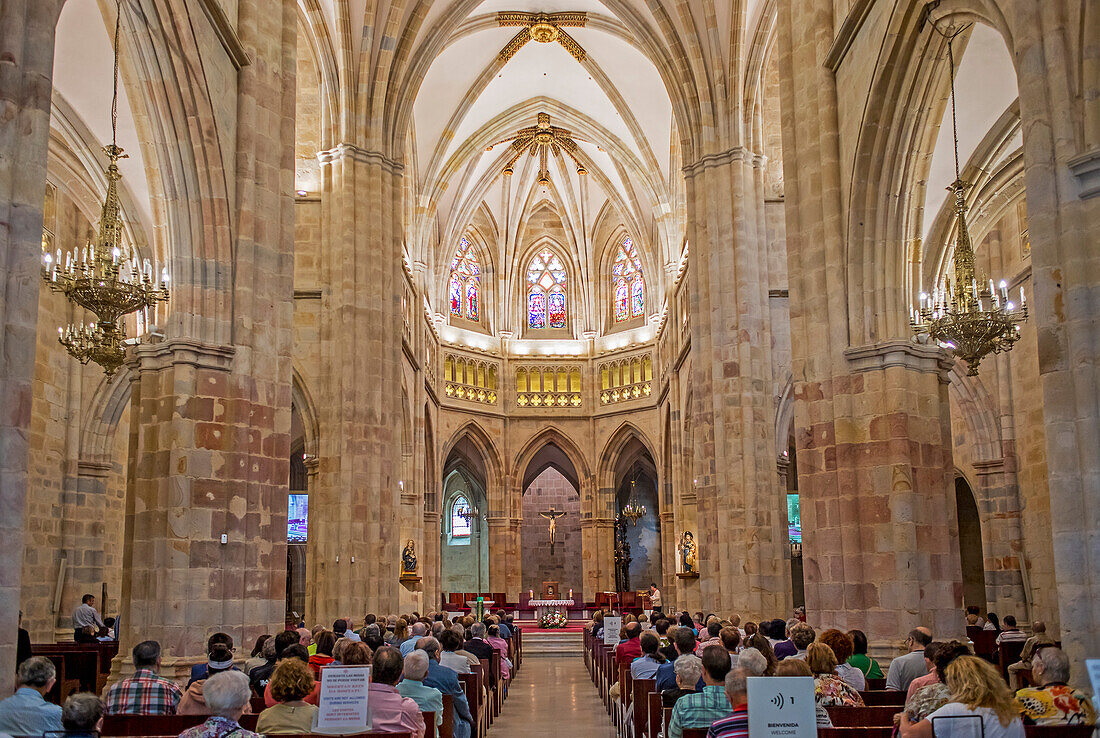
left=0, top=609, right=518, bottom=738
left=587, top=607, right=1096, bottom=738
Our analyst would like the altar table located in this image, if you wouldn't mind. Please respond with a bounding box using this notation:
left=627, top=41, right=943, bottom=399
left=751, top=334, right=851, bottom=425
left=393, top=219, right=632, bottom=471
left=529, top=599, right=574, bottom=620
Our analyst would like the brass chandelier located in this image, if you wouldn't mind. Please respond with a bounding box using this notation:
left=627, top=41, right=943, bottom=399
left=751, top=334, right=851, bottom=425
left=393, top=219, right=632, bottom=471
left=485, top=112, right=589, bottom=186
left=910, top=31, right=1026, bottom=376
left=41, top=1, right=168, bottom=378
left=620, top=475, right=646, bottom=526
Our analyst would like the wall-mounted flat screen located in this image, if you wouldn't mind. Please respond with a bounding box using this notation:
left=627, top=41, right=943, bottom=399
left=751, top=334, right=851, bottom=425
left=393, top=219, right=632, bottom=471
left=787, top=493, right=802, bottom=544
left=288, top=494, right=308, bottom=543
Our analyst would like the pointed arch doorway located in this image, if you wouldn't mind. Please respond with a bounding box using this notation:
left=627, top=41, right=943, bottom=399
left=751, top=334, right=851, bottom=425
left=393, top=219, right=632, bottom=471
left=520, top=442, right=582, bottom=600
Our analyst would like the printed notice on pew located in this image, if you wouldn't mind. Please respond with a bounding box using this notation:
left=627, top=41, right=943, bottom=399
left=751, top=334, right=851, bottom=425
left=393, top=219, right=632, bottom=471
left=317, top=664, right=371, bottom=733
left=604, top=616, right=622, bottom=645
left=747, top=676, right=815, bottom=737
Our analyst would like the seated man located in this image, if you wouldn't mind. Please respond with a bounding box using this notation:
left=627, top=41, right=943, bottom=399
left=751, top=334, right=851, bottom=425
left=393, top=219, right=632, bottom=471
left=662, top=654, right=703, bottom=708
left=397, top=650, right=443, bottom=734
left=401, top=622, right=429, bottom=657
left=439, top=629, right=473, bottom=674
left=995, top=615, right=1028, bottom=645
left=1008, top=621, right=1054, bottom=685
left=616, top=622, right=644, bottom=664
left=631, top=632, right=665, bottom=680
left=419, top=637, right=474, bottom=738
left=656, top=627, right=700, bottom=692
left=368, top=646, right=426, bottom=738
left=188, top=633, right=238, bottom=686
left=60, top=693, right=105, bottom=738
left=668, top=645, right=734, bottom=738
left=707, top=668, right=749, bottom=738
left=1014, top=647, right=1097, bottom=725
left=886, top=627, right=933, bottom=692
left=0, top=657, right=63, bottom=735
left=104, top=640, right=184, bottom=715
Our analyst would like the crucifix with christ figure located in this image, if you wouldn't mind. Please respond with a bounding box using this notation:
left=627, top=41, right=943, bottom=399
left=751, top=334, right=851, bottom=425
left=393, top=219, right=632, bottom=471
left=539, top=506, right=566, bottom=554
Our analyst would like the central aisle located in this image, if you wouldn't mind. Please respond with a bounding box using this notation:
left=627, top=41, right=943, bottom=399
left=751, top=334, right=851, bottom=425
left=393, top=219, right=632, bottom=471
left=488, top=656, right=616, bottom=736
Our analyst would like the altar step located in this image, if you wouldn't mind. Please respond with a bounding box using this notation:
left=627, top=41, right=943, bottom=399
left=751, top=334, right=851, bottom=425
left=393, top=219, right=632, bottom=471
left=522, top=631, right=585, bottom=657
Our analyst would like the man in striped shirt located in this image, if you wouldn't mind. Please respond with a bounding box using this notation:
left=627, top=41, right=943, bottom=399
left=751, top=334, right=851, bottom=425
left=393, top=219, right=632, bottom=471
left=668, top=644, right=733, bottom=738
left=104, top=641, right=182, bottom=715
left=707, top=668, right=749, bottom=737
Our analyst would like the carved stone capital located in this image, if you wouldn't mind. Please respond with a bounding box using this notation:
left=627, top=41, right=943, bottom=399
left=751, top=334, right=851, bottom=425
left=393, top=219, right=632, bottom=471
left=844, top=339, right=953, bottom=380
left=126, top=339, right=236, bottom=374
left=317, top=143, right=404, bottom=174
left=1067, top=147, right=1100, bottom=199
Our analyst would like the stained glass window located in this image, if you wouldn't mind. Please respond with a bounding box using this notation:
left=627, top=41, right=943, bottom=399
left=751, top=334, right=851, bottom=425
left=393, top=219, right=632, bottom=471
left=528, top=288, right=546, bottom=329
left=449, top=274, right=462, bottom=316
left=615, top=279, right=629, bottom=322
left=527, top=248, right=567, bottom=329
left=612, top=237, right=645, bottom=321
left=449, top=237, right=481, bottom=322
left=452, top=496, right=471, bottom=537
left=548, top=287, right=567, bottom=328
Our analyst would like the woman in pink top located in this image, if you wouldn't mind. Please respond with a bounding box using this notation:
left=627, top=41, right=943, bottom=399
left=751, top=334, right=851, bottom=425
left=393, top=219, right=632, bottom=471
left=485, top=624, right=512, bottom=680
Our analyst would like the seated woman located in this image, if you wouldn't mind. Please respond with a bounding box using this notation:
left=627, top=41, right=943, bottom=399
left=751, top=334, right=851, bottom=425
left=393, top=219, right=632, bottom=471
left=899, top=655, right=1024, bottom=738
left=743, top=633, right=777, bottom=676
left=1014, top=646, right=1097, bottom=725
left=820, top=629, right=864, bottom=691
left=662, top=654, right=702, bottom=707
left=902, top=641, right=971, bottom=726
left=776, top=659, right=832, bottom=727
left=845, top=629, right=883, bottom=680
left=256, top=658, right=319, bottom=735
left=308, top=630, right=336, bottom=677
left=807, top=643, right=864, bottom=708
left=178, top=671, right=262, bottom=738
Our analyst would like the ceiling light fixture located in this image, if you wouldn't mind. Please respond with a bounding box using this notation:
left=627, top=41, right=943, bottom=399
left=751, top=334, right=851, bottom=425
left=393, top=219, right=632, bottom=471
left=41, top=0, right=168, bottom=377
left=910, top=24, right=1027, bottom=375
left=485, top=112, right=589, bottom=185
left=496, top=11, right=588, bottom=63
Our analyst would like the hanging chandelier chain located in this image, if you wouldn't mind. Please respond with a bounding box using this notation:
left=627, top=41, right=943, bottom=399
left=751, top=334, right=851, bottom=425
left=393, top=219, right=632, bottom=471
left=111, top=0, right=121, bottom=151
left=947, top=37, right=960, bottom=178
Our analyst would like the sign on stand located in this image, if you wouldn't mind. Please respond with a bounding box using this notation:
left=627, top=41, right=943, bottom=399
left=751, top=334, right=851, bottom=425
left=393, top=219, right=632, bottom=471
left=316, top=664, right=372, bottom=734
left=747, top=676, right=816, bottom=737
left=604, top=616, right=622, bottom=646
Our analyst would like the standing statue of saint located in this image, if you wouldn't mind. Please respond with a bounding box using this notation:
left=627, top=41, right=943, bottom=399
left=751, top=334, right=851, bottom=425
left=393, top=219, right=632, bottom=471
left=539, top=507, right=566, bottom=553
left=401, top=539, right=418, bottom=575
left=679, top=531, right=698, bottom=574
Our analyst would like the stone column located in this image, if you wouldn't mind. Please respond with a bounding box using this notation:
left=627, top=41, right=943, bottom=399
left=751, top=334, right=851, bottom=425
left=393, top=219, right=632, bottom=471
left=971, top=458, right=1029, bottom=617
left=56, top=460, right=113, bottom=639
left=777, top=0, right=962, bottom=642
left=0, top=0, right=63, bottom=691
left=581, top=518, right=615, bottom=597
left=486, top=516, right=509, bottom=597
left=309, top=145, right=404, bottom=621
left=684, top=151, right=788, bottom=616
left=1009, top=0, right=1100, bottom=673
left=114, top=0, right=297, bottom=677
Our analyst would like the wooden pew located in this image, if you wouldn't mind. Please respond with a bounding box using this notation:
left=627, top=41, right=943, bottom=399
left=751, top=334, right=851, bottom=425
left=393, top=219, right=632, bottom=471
left=825, top=705, right=900, bottom=727
left=31, top=641, right=119, bottom=703
left=458, top=668, right=485, bottom=738
left=858, top=690, right=906, bottom=706
left=632, top=677, right=655, bottom=738
left=865, top=677, right=886, bottom=690
left=440, top=693, right=455, bottom=738
left=820, top=729, right=894, bottom=738
left=647, top=691, right=663, bottom=738
left=102, top=714, right=414, bottom=738
left=424, top=711, right=437, bottom=738
left=681, top=729, right=708, bottom=738
left=618, top=661, right=632, bottom=734
left=1023, top=727, right=1095, bottom=738
left=998, top=640, right=1026, bottom=680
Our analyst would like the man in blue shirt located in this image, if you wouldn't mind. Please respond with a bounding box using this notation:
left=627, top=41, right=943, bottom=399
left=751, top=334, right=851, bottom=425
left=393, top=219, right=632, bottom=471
left=668, top=645, right=733, bottom=738
left=0, top=657, right=63, bottom=735
left=417, top=637, right=474, bottom=738
left=400, top=622, right=428, bottom=657
left=656, top=627, right=702, bottom=691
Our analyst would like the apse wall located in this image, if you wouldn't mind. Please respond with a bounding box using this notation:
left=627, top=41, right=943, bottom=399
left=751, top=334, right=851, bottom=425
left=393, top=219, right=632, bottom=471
left=521, top=468, right=582, bottom=598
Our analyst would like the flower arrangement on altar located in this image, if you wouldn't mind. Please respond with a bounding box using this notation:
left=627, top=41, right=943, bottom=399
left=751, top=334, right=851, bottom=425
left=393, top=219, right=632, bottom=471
left=540, top=610, right=568, bottom=629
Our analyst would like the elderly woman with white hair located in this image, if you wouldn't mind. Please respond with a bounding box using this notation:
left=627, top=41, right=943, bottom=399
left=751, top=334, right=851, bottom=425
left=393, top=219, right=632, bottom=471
left=178, top=671, right=262, bottom=738
left=737, top=647, right=768, bottom=677
left=1014, top=647, right=1097, bottom=726
left=397, top=650, right=444, bottom=732
left=662, top=654, right=704, bottom=708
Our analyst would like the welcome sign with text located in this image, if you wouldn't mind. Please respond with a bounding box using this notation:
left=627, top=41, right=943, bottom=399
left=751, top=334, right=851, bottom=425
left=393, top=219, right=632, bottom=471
left=747, top=676, right=816, bottom=737
left=317, top=664, right=372, bottom=732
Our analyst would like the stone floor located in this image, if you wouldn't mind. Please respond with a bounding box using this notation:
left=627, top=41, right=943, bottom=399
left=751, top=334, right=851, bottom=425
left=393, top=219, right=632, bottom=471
left=488, top=656, right=616, bottom=736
